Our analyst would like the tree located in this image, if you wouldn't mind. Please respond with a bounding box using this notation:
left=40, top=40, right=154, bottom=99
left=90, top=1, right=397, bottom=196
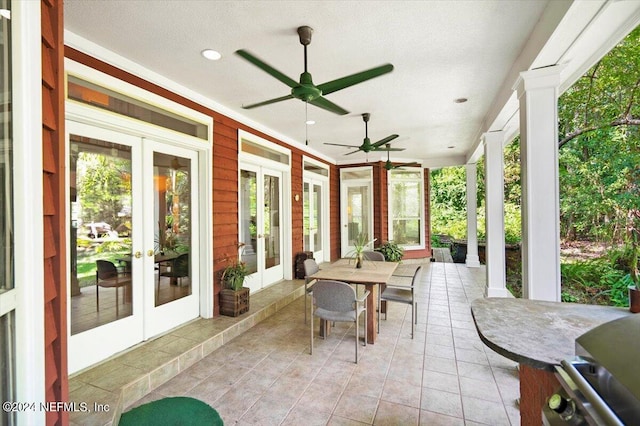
left=78, top=152, right=131, bottom=229
left=558, top=25, right=640, bottom=284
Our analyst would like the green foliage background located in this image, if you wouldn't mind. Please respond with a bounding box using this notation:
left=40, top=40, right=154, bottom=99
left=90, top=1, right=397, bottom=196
left=430, top=25, right=640, bottom=302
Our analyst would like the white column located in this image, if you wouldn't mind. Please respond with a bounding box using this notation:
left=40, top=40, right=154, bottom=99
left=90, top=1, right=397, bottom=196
left=515, top=66, right=562, bottom=301
left=465, top=163, right=480, bottom=267
left=484, top=131, right=510, bottom=297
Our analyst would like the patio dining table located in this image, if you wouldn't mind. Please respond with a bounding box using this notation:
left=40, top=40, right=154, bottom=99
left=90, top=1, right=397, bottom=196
left=310, top=258, right=398, bottom=344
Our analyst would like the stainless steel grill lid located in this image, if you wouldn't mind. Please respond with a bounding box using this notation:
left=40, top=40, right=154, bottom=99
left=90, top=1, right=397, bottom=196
left=574, top=314, right=640, bottom=423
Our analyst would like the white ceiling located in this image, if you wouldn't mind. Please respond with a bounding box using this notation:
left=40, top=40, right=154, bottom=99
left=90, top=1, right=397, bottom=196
left=63, top=1, right=640, bottom=167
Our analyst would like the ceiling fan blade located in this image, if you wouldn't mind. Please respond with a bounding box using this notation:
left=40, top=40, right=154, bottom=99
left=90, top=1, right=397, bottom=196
left=242, top=94, right=294, bottom=109
left=323, top=142, right=361, bottom=148
left=345, top=148, right=363, bottom=155
left=318, top=63, right=394, bottom=95
left=395, top=162, right=421, bottom=168
left=371, top=134, right=399, bottom=148
left=375, top=146, right=405, bottom=152
left=235, top=49, right=299, bottom=88
left=308, top=96, right=349, bottom=115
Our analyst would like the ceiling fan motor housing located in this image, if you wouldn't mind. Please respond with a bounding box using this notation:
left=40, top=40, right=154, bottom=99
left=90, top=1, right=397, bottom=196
left=292, top=72, right=322, bottom=101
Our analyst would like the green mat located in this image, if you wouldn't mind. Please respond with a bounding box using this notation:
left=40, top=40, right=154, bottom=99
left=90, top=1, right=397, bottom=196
left=120, top=396, right=223, bottom=425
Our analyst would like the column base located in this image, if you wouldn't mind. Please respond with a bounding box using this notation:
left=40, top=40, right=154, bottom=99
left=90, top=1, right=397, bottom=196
left=465, top=255, right=480, bottom=267
left=485, top=286, right=513, bottom=298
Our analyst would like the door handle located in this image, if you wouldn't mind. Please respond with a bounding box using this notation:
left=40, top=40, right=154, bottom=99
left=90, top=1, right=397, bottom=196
left=147, top=250, right=154, bottom=257
left=134, top=251, right=142, bottom=259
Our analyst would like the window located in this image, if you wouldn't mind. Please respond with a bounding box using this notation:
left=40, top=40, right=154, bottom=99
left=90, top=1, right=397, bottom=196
left=67, top=75, right=209, bottom=140
left=388, top=169, right=424, bottom=248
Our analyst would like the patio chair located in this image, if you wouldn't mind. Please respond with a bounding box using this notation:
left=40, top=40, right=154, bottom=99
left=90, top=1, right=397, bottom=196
left=303, top=258, right=319, bottom=324
left=159, top=253, right=189, bottom=288
left=363, top=250, right=385, bottom=261
left=96, top=260, right=132, bottom=317
left=309, top=280, right=369, bottom=364
left=379, top=265, right=422, bottom=338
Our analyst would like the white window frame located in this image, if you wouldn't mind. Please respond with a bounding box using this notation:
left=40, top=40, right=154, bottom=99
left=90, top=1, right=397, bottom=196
left=64, top=59, right=214, bottom=319
left=302, top=155, right=330, bottom=263
left=387, top=167, right=425, bottom=250
left=6, top=1, right=45, bottom=424
left=238, top=129, right=292, bottom=280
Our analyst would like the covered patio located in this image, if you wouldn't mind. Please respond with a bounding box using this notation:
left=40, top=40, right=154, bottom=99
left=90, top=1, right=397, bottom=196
left=5, top=1, right=640, bottom=425
left=69, top=260, right=523, bottom=425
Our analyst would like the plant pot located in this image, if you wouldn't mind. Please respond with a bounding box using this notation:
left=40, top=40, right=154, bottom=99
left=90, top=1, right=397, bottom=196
left=629, top=287, right=640, bottom=313
left=220, top=287, right=250, bottom=317
left=355, top=254, right=363, bottom=269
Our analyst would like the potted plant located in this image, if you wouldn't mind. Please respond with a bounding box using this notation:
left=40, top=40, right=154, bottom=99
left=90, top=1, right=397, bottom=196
left=347, top=233, right=376, bottom=268
left=219, top=244, right=251, bottom=316
left=221, top=259, right=249, bottom=291
left=155, top=220, right=179, bottom=255
left=376, top=241, right=404, bottom=262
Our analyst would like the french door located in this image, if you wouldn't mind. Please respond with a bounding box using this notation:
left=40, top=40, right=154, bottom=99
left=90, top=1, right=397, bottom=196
left=67, top=121, right=200, bottom=373
left=303, top=178, right=326, bottom=261
left=239, top=164, right=284, bottom=292
left=340, top=168, right=374, bottom=257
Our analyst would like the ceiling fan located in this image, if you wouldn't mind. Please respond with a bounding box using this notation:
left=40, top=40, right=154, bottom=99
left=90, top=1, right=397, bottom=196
left=324, top=113, right=403, bottom=155
left=383, top=144, right=420, bottom=170
left=235, top=26, right=394, bottom=115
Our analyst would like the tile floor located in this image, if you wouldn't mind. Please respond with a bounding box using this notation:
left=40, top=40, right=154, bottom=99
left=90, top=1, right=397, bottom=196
left=127, top=262, right=521, bottom=425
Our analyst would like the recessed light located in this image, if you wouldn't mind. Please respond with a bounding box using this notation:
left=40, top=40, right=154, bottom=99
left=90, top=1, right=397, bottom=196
left=305, top=120, right=315, bottom=125
left=0, top=9, right=11, bottom=20
left=201, top=49, right=221, bottom=61
left=454, top=98, right=468, bottom=103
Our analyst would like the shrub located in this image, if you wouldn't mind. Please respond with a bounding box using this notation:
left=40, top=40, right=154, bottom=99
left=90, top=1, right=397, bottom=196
left=560, top=258, right=631, bottom=306
left=376, top=241, right=404, bottom=262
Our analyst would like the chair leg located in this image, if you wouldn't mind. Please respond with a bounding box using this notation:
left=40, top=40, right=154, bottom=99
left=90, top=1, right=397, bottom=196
left=96, top=284, right=99, bottom=312
left=355, top=316, right=358, bottom=363
left=304, top=284, right=308, bottom=324
left=377, top=291, right=380, bottom=333
left=411, top=301, right=414, bottom=339
left=309, top=302, right=313, bottom=356
left=115, top=285, right=119, bottom=317
left=363, top=308, right=367, bottom=348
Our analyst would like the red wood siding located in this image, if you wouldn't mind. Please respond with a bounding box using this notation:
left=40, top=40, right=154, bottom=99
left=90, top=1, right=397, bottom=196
left=42, top=0, right=68, bottom=424
left=291, top=151, right=304, bottom=265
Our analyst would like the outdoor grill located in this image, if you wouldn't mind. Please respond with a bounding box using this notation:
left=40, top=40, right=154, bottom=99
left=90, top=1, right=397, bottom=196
left=543, top=314, right=640, bottom=425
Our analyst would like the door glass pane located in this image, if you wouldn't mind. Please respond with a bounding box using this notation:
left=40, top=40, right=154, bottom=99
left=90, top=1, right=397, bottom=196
left=1, top=5, right=15, bottom=419
left=313, top=184, right=322, bottom=252
left=70, top=136, right=133, bottom=335
left=264, top=175, right=280, bottom=269
left=303, top=182, right=310, bottom=251
left=347, top=185, right=370, bottom=244
left=0, top=0, right=12, bottom=295
left=240, top=170, right=258, bottom=274
left=154, top=153, right=192, bottom=306
left=1, top=312, right=15, bottom=426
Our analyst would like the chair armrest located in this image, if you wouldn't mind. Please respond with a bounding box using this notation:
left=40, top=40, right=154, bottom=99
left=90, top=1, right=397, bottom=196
left=384, top=284, right=413, bottom=290
left=355, top=290, right=370, bottom=303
